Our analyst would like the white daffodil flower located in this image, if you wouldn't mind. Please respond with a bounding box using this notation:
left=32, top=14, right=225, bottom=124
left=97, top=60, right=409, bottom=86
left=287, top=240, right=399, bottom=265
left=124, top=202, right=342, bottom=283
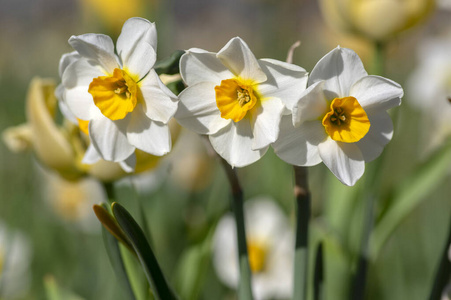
left=407, top=37, right=451, bottom=155
left=212, top=197, right=293, bottom=300
left=274, top=47, right=403, bottom=186
left=175, top=37, right=308, bottom=167
left=59, top=17, right=178, bottom=164
left=0, top=222, right=32, bottom=299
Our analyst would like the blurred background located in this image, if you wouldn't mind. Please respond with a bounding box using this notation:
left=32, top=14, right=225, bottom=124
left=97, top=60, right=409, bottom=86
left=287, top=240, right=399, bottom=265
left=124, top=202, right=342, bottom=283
left=0, top=0, right=450, bottom=299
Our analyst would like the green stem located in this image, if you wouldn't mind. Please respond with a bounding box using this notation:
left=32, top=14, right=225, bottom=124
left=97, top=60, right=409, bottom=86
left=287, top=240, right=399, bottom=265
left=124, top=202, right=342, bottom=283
left=351, top=195, right=375, bottom=300
left=372, top=41, right=385, bottom=76
left=104, top=181, right=116, bottom=203
left=293, top=166, right=310, bottom=300
left=219, top=158, right=253, bottom=300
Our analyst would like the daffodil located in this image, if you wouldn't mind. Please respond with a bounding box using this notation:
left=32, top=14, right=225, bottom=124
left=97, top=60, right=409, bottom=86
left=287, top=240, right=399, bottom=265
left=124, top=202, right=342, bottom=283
left=212, top=197, right=293, bottom=300
left=319, top=0, right=435, bottom=41
left=274, top=47, right=403, bottom=186
left=175, top=37, right=308, bottom=167
left=60, top=17, right=178, bottom=163
left=0, top=222, right=32, bottom=299
left=407, top=36, right=451, bottom=154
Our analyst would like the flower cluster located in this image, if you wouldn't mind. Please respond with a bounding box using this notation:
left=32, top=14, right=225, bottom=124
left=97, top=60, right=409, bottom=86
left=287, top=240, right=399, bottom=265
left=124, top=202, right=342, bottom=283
left=54, top=17, right=403, bottom=186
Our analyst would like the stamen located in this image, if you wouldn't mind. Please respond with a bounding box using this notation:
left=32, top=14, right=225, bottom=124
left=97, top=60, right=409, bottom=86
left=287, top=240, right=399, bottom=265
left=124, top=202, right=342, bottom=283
left=237, top=87, right=251, bottom=107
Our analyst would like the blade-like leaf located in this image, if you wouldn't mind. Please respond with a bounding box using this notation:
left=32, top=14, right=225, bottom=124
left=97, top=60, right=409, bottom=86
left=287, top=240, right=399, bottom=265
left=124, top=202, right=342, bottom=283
left=101, top=219, right=137, bottom=300
left=93, top=204, right=135, bottom=254
left=175, top=228, right=214, bottom=300
left=371, top=140, right=451, bottom=258
left=112, top=202, right=178, bottom=300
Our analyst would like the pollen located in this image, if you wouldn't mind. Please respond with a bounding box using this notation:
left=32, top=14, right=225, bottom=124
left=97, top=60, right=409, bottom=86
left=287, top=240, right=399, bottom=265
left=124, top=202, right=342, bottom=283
left=88, top=68, right=138, bottom=121
left=215, top=78, right=258, bottom=122
left=322, top=96, right=370, bottom=143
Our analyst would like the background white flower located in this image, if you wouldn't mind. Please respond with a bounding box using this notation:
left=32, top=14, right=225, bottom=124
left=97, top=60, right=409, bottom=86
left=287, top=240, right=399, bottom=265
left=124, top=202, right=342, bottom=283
left=274, top=47, right=403, bottom=186
left=407, top=36, right=451, bottom=155
left=175, top=37, right=308, bottom=167
left=0, top=222, right=32, bottom=299
left=59, top=17, right=178, bottom=165
left=212, top=197, right=293, bottom=300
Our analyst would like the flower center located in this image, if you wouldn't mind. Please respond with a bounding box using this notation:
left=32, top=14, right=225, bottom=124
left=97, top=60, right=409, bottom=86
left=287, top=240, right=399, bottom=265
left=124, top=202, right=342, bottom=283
left=88, top=68, right=138, bottom=121
left=247, top=239, right=268, bottom=273
left=322, top=96, right=370, bottom=143
left=215, top=78, right=258, bottom=122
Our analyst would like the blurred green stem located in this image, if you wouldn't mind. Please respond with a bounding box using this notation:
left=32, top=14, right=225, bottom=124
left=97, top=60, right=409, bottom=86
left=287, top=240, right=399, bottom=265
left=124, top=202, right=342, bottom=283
left=104, top=181, right=116, bottom=203
left=372, top=41, right=385, bottom=76
left=293, top=166, right=310, bottom=300
left=351, top=195, right=375, bottom=300
left=219, top=158, right=253, bottom=300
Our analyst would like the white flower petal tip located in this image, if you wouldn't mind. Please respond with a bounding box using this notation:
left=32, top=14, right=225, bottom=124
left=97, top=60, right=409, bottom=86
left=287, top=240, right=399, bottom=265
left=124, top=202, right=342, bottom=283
left=178, top=37, right=308, bottom=167
left=275, top=46, right=403, bottom=186
left=59, top=18, right=176, bottom=163
left=217, top=37, right=267, bottom=83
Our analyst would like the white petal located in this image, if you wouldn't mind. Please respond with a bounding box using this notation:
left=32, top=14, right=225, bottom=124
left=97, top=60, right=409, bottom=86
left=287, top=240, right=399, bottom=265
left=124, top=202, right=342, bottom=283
left=119, top=153, right=136, bottom=173
left=58, top=51, right=80, bottom=77
left=89, top=116, right=135, bottom=162
left=292, top=81, right=329, bottom=126
left=62, top=58, right=104, bottom=89
left=175, top=82, right=230, bottom=134
left=257, top=58, right=308, bottom=111
left=124, top=42, right=156, bottom=80
left=356, top=111, right=393, bottom=162
left=350, top=75, right=403, bottom=114
left=64, top=86, right=100, bottom=120
left=69, top=34, right=118, bottom=73
left=139, top=70, right=178, bottom=123
left=57, top=90, right=78, bottom=124
left=127, top=105, right=171, bottom=156
left=273, top=116, right=324, bottom=166
left=212, top=215, right=239, bottom=289
left=179, top=48, right=234, bottom=86
left=318, top=138, right=365, bottom=186
left=116, top=17, right=158, bottom=66
left=82, top=143, right=102, bottom=164
left=217, top=37, right=267, bottom=83
left=309, top=47, right=368, bottom=98
left=209, top=121, right=267, bottom=168
left=250, top=98, right=285, bottom=150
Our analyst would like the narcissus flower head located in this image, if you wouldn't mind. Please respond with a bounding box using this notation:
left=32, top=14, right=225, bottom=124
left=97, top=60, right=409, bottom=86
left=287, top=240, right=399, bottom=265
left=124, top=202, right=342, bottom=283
left=175, top=37, right=308, bottom=167
left=212, top=197, right=293, bottom=299
left=59, top=17, right=178, bottom=165
left=274, top=47, right=403, bottom=186
left=319, top=0, right=435, bottom=41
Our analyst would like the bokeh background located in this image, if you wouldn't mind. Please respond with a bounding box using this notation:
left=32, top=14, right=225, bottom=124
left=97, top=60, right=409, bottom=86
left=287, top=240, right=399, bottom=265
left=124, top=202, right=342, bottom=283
left=1, top=0, right=451, bottom=299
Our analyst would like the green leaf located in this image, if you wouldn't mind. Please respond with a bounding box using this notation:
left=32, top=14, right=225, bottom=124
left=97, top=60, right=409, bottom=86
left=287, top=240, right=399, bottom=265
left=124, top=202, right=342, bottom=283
left=154, top=50, right=185, bottom=75
left=370, top=140, right=451, bottom=258
left=175, top=228, right=214, bottom=300
left=44, top=275, right=85, bottom=300
left=101, top=217, right=137, bottom=300
left=112, top=202, right=179, bottom=300
left=93, top=204, right=135, bottom=255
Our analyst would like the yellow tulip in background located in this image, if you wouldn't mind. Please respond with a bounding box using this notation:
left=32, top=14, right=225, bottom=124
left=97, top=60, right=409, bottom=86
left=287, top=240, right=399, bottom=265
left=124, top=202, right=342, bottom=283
left=319, top=0, right=436, bottom=41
